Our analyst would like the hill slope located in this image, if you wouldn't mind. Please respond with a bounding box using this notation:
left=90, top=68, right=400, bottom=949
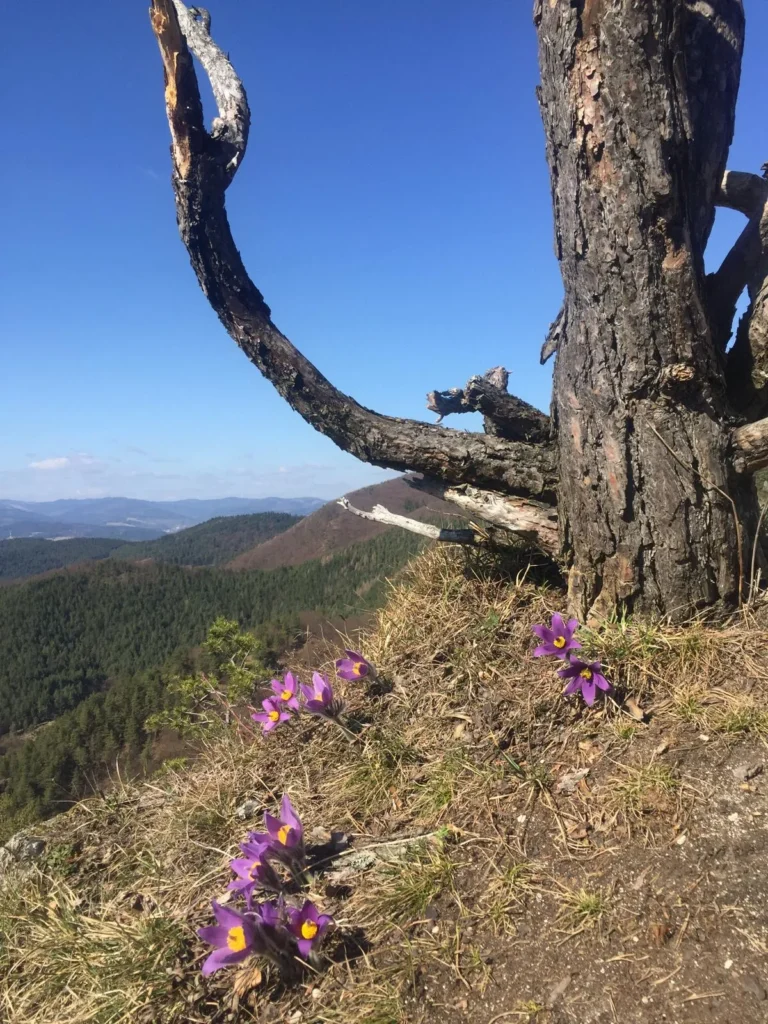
left=3, top=548, right=768, bottom=1024
left=0, top=528, right=425, bottom=738
left=0, top=537, right=125, bottom=582
left=229, top=476, right=459, bottom=571
left=109, top=512, right=300, bottom=568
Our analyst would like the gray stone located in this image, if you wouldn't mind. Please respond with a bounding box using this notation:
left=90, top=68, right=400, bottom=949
left=235, top=799, right=261, bottom=821
left=741, top=975, right=768, bottom=1001
left=733, top=763, right=763, bottom=783
left=4, top=834, right=46, bottom=862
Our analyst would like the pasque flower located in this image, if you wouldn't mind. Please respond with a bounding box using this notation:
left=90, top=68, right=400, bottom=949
left=264, top=793, right=304, bottom=857
left=300, top=673, right=339, bottom=718
left=335, top=649, right=373, bottom=681
left=270, top=672, right=301, bottom=711
left=532, top=613, right=581, bottom=658
left=251, top=697, right=292, bottom=733
left=286, top=900, right=334, bottom=958
left=229, top=841, right=281, bottom=902
left=198, top=901, right=262, bottom=975
left=558, top=658, right=612, bottom=706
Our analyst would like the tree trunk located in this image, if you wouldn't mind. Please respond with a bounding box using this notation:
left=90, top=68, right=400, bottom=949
left=535, top=0, right=754, bottom=620
left=150, top=0, right=767, bottom=623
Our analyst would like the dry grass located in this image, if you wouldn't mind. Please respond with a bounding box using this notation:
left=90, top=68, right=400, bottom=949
left=3, top=546, right=768, bottom=1022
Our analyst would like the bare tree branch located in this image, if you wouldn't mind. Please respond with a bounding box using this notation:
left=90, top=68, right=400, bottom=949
left=173, top=3, right=249, bottom=181
left=726, top=197, right=768, bottom=419
left=732, top=415, right=768, bottom=473
left=540, top=306, right=565, bottom=364
left=716, top=170, right=768, bottom=217
left=426, top=367, right=550, bottom=442
left=408, top=477, right=559, bottom=554
left=149, top=0, right=557, bottom=501
left=337, top=498, right=483, bottom=545
left=708, top=170, right=768, bottom=352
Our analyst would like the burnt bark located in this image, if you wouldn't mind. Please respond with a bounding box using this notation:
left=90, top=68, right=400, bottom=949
left=426, top=367, right=551, bottom=442
left=535, top=0, right=754, bottom=619
left=149, top=0, right=557, bottom=506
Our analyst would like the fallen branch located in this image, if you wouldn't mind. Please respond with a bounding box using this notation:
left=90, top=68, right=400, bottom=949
left=337, top=498, right=484, bottom=545
left=408, top=477, right=559, bottom=554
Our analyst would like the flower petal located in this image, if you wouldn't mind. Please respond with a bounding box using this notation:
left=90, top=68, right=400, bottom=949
left=581, top=679, right=597, bottom=705
left=201, top=946, right=248, bottom=976
left=565, top=617, right=580, bottom=637
left=297, top=937, right=313, bottom=958
left=198, top=925, right=229, bottom=946
left=594, top=673, right=612, bottom=692
left=533, top=643, right=555, bottom=658
left=531, top=624, right=554, bottom=642
left=551, top=612, right=566, bottom=635
left=563, top=678, right=582, bottom=696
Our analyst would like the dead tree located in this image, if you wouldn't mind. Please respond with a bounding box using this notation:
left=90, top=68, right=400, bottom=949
left=150, top=0, right=768, bottom=621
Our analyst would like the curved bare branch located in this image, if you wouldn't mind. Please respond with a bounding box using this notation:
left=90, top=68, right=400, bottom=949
left=149, top=0, right=557, bottom=501
left=717, top=170, right=768, bottom=217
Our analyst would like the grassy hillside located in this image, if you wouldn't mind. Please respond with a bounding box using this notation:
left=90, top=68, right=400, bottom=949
left=0, top=537, right=124, bottom=582
left=229, top=476, right=459, bottom=571
left=109, top=512, right=301, bottom=567
left=2, top=547, right=768, bottom=1024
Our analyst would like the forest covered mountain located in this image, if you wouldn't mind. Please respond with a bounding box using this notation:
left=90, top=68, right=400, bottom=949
left=0, top=512, right=301, bottom=582
left=0, top=526, right=427, bottom=834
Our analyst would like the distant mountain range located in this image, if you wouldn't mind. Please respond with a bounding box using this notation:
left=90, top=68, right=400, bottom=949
left=0, top=497, right=324, bottom=541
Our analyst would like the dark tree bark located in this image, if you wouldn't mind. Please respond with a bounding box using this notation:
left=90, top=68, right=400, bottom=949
left=150, top=0, right=767, bottom=621
left=534, top=0, right=758, bottom=619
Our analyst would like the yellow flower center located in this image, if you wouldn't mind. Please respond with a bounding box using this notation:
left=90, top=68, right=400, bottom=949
left=281, top=689, right=292, bottom=701
left=227, top=926, right=247, bottom=952
left=353, top=662, right=364, bottom=676
left=579, top=668, right=593, bottom=680
left=268, top=710, right=280, bottom=722
left=248, top=860, right=261, bottom=880
left=277, top=824, right=293, bottom=845
left=301, top=919, right=319, bottom=940
left=553, top=636, right=566, bottom=649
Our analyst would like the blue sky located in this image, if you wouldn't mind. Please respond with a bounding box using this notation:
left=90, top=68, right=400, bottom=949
left=2, top=1, right=767, bottom=501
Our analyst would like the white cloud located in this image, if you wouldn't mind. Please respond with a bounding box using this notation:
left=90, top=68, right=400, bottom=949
left=29, top=457, right=71, bottom=471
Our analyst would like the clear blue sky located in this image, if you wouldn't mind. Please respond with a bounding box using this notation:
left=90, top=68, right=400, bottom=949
left=1, top=1, right=766, bottom=501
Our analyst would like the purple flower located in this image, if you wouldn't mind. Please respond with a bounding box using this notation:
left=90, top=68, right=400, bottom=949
left=300, top=672, right=338, bottom=718
left=198, top=901, right=261, bottom=975
left=251, top=697, right=292, bottom=733
left=270, top=672, right=301, bottom=711
left=532, top=613, right=581, bottom=658
left=286, top=900, right=333, bottom=958
left=335, top=649, right=373, bottom=681
left=264, top=794, right=304, bottom=854
left=558, top=659, right=612, bottom=706
left=228, top=842, right=281, bottom=901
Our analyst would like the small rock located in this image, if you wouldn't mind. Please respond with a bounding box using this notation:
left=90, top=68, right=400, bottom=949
left=733, top=763, right=763, bottom=783
left=741, top=975, right=768, bottom=1001
left=728, top=812, right=740, bottom=823
left=548, top=975, right=571, bottom=1005
left=235, top=799, right=261, bottom=821
left=555, top=768, right=590, bottom=795
left=4, top=834, right=46, bottom=862
left=724, top=959, right=734, bottom=970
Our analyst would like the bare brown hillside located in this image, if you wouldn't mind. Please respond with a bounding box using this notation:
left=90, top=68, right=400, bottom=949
left=228, top=476, right=460, bottom=571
